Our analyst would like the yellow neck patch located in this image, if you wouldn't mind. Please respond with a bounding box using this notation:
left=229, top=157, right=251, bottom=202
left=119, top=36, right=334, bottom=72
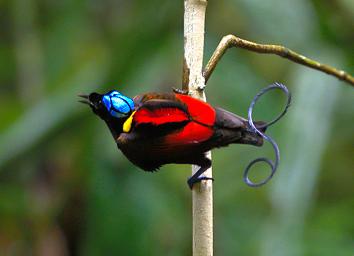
left=123, top=111, right=136, bottom=133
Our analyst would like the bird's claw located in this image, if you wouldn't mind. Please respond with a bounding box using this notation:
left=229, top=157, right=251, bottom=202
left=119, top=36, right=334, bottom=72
left=187, top=176, right=214, bottom=190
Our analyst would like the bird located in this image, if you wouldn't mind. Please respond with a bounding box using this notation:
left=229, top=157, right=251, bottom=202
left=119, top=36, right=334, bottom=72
left=79, top=88, right=267, bottom=189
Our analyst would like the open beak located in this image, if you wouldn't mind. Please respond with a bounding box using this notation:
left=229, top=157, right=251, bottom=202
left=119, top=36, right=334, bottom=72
left=78, top=94, right=92, bottom=106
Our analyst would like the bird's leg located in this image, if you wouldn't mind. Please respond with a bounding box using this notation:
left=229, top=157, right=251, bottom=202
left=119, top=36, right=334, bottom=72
left=172, top=87, right=189, bottom=95
left=187, top=157, right=213, bottom=189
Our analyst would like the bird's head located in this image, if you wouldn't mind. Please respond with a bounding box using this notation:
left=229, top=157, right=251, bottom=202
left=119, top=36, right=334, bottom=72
left=79, top=90, right=135, bottom=122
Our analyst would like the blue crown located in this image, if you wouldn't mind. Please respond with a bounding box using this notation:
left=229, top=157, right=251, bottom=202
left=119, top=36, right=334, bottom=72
left=102, top=90, right=135, bottom=118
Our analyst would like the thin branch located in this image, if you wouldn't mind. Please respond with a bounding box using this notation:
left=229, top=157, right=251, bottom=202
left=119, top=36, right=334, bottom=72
left=203, top=34, right=354, bottom=86
left=183, top=0, right=213, bottom=256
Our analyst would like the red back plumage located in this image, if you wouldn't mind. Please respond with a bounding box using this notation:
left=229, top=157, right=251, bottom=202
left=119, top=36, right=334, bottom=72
left=164, top=122, right=213, bottom=145
left=134, top=107, right=189, bottom=126
left=164, top=94, right=216, bottom=145
left=175, top=94, right=215, bottom=126
left=131, top=93, right=217, bottom=145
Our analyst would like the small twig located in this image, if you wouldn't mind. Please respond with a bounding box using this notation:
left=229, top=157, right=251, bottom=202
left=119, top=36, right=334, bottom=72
left=203, top=34, right=354, bottom=86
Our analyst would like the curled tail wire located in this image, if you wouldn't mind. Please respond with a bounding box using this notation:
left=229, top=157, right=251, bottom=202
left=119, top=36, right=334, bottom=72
left=243, top=83, right=291, bottom=187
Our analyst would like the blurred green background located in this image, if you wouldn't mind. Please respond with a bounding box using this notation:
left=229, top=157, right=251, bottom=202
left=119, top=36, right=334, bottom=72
left=0, top=0, right=353, bottom=255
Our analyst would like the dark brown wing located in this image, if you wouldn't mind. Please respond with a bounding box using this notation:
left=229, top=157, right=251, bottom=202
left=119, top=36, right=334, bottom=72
left=214, top=107, right=247, bottom=129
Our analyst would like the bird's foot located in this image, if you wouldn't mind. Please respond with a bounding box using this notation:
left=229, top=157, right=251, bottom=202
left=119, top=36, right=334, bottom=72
left=173, top=87, right=189, bottom=95
left=187, top=175, right=214, bottom=190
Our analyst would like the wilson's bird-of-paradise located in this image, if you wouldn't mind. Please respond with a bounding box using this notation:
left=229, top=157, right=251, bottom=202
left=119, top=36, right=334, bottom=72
left=79, top=86, right=289, bottom=189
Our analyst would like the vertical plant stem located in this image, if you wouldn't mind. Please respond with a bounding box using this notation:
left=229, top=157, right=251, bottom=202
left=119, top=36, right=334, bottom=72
left=183, top=1, right=213, bottom=255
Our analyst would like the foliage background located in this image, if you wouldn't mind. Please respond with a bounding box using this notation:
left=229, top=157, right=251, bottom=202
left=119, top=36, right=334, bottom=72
left=0, top=0, right=353, bottom=255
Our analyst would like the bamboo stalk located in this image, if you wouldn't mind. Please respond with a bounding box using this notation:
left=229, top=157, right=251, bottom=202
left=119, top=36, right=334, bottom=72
left=183, top=0, right=213, bottom=255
